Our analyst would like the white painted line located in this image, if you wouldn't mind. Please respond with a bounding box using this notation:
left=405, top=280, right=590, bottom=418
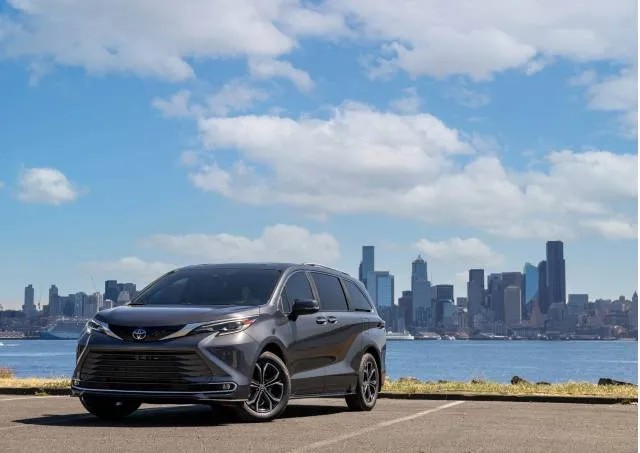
left=291, top=400, right=465, bottom=453
left=0, top=395, right=68, bottom=402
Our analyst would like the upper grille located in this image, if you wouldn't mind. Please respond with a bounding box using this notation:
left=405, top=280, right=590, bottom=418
left=108, top=324, right=184, bottom=341
left=78, top=350, right=224, bottom=391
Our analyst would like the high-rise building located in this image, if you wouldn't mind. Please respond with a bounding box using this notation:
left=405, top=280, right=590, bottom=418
left=358, top=246, right=375, bottom=286
left=546, top=240, right=566, bottom=305
left=523, top=262, right=538, bottom=308
left=48, top=284, right=60, bottom=316
left=366, top=271, right=394, bottom=308
left=487, top=273, right=504, bottom=321
left=504, top=286, right=522, bottom=328
left=433, top=284, right=454, bottom=326
left=411, top=255, right=430, bottom=328
left=118, top=282, right=137, bottom=299
left=467, top=269, right=485, bottom=326
left=23, top=284, right=36, bottom=318
left=537, top=260, right=549, bottom=314
left=630, top=292, right=638, bottom=331
left=104, top=280, right=119, bottom=303
left=567, top=294, right=588, bottom=318
left=72, top=292, right=87, bottom=318
left=398, top=290, right=413, bottom=330
left=502, top=271, right=524, bottom=318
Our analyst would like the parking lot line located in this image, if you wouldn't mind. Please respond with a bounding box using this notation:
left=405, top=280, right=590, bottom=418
left=290, top=400, right=465, bottom=452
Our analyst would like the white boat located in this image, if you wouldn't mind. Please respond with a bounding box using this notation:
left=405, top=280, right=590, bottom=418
left=39, top=318, right=87, bottom=340
left=386, top=331, right=415, bottom=340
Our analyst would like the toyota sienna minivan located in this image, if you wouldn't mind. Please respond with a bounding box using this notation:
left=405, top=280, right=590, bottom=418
left=72, top=263, right=386, bottom=421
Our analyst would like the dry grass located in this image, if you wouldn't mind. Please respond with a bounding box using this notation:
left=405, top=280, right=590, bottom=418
left=0, top=377, right=70, bottom=389
left=383, top=378, right=638, bottom=399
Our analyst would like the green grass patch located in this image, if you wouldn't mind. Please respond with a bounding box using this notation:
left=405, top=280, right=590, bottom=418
left=383, top=377, right=638, bottom=399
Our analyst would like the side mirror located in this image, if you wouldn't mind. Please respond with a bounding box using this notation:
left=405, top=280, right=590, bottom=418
left=290, top=298, right=319, bottom=319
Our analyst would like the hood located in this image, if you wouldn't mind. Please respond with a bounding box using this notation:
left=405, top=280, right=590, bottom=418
left=95, top=305, right=261, bottom=327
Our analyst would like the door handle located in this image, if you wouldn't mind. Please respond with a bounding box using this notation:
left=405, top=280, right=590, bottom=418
left=327, top=316, right=338, bottom=324
left=316, top=316, right=327, bottom=325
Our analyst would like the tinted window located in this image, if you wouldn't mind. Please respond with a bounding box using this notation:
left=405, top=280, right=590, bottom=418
left=134, top=268, right=281, bottom=306
left=282, top=272, right=313, bottom=313
left=344, top=280, right=373, bottom=312
left=312, top=273, right=348, bottom=311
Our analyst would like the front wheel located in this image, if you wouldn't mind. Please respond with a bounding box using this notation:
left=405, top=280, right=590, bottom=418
left=346, top=352, right=379, bottom=411
left=79, top=395, right=141, bottom=420
left=234, top=351, right=291, bottom=422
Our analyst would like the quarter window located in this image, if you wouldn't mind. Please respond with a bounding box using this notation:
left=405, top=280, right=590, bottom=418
left=344, top=280, right=373, bottom=312
left=311, top=273, right=349, bottom=311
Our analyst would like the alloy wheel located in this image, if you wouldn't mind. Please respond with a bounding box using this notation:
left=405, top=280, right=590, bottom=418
left=362, top=358, right=378, bottom=404
left=247, top=358, right=285, bottom=413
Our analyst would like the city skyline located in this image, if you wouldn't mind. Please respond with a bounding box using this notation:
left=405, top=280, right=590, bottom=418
left=0, top=2, right=637, bottom=309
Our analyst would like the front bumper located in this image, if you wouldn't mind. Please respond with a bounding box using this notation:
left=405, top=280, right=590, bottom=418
left=72, top=329, right=259, bottom=403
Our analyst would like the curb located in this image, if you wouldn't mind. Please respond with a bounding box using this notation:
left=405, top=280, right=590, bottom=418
left=0, top=388, right=636, bottom=404
left=0, top=388, right=71, bottom=396
left=379, top=392, right=637, bottom=405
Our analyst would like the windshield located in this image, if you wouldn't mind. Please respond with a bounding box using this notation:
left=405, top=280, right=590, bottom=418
left=132, top=268, right=282, bottom=307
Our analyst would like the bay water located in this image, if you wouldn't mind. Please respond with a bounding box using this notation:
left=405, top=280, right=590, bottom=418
left=0, top=339, right=636, bottom=384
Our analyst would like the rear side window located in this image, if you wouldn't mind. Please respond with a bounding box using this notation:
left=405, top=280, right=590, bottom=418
left=282, top=272, right=314, bottom=313
left=344, top=280, right=373, bottom=312
left=311, top=273, right=349, bottom=311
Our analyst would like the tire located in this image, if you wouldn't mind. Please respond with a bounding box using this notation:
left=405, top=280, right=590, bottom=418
left=234, top=351, right=290, bottom=422
left=79, top=395, right=141, bottom=420
left=346, top=352, right=379, bottom=411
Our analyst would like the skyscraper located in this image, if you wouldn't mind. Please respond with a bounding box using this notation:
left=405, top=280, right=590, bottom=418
left=104, top=280, right=119, bottom=304
left=487, top=273, right=504, bottom=321
left=48, top=284, right=60, bottom=316
left=433, top=284, right=454, bottom=326
left=398, top=290, right=413, bottom=329
left=23, top=284, right=36, bottom=318
left=631, top=292, right=638, bottom=331
left=523, top=262, right=538, bottom=308
left=411, top=255, right=430, bottom=328
left=502, top=271, right=523, bottom=318
left=546, top=240, right=566, bottom=305
left=359, top=246, right=375, bottom=286
left=538, top=260, right=549, bottom=314
left=504, top=286, right=522, bottom=328
left=467, top=269, right=485, bottom=327
left=365, top=271, right=394, bottom=308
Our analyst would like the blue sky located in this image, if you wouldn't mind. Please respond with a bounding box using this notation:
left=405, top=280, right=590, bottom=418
left=0, top=0, right=637, bottom=309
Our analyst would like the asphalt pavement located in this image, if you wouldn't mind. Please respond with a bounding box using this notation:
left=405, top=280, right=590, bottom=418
left=0, top=395, right=636, bottom=452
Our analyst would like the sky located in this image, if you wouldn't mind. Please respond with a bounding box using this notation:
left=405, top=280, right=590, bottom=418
left=0, top=0, right=637, bottom=309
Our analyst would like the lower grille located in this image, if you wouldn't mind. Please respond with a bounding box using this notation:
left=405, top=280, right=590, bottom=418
left=79, top=350, right=225, bottom=391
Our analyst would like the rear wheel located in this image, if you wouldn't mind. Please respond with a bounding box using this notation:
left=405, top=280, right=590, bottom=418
left=79, top=395, right=141, bottom=420
left=234, top=351, right=290, bottom=422
left=346, top=352, right=379, bottom=411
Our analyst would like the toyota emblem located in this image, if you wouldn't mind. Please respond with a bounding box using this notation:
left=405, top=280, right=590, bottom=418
left=132, top=328, right=147, bottom=340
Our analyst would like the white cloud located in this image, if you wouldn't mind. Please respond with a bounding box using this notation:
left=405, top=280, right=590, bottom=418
left=152, top=81, right=268, bottom=119
left=389, top=87, right=421, bottom=113
left=145, top=224, right=341, bottom=264
left=17, top=167, right=80, bottom=205
left=446, top=82, right=490, bottom=108
left=151, top=90, right=197, bottom=118
left=248, top=57, right=314, bottom=92
left=188, top=103, right=636, bottom=239
left=82, top=257, right=175, bottom=287
left=581, top=219, right=638, bottom=239
left=336, top=0, right=635, bottom=80
left=0, top=0, right=344, bottom=81
left=414, top=237, right=504, bottom=266
left=584, top=69, right=638, bottom=136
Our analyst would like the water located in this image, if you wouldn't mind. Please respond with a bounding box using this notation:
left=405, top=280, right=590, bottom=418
left=0, top=340, right=637, bottom=384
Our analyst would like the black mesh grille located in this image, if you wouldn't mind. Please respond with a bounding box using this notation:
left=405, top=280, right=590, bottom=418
left=78, top=350, right=226, bottom=391
left=108, top=325, right=184, bottom=342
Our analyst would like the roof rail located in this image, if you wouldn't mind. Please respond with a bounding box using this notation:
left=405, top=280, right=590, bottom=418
left=302, top=263, right=349, bottom=276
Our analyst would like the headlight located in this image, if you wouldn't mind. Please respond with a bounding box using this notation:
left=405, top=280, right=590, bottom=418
left=85, top=318, right=122, bottom=340
left=85, top=318, right=108, bottom=335
left=193, top=318, right=257, bottom=336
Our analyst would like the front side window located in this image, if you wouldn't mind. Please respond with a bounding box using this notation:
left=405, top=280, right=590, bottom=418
left=281, top=272, right=314, bottom=313
left=311, top=273, right=349, bottom=311
left=134, top=268, right=281, bottom=307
